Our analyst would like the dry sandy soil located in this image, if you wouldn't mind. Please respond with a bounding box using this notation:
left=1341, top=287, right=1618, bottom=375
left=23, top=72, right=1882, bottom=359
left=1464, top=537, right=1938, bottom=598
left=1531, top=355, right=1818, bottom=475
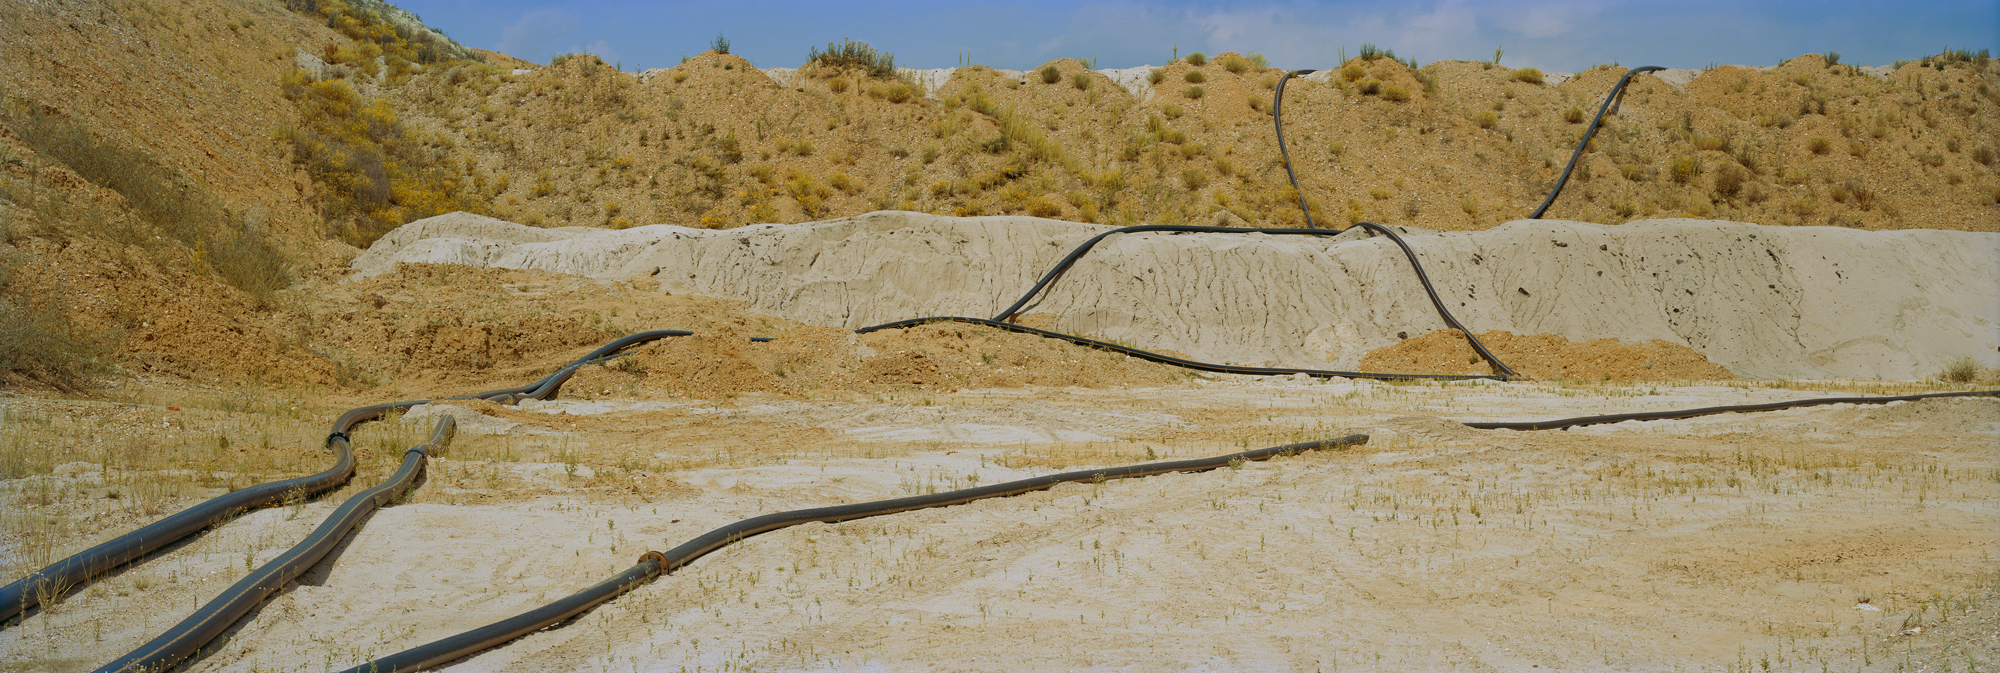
left=1, top=367, right=1995, bottom=672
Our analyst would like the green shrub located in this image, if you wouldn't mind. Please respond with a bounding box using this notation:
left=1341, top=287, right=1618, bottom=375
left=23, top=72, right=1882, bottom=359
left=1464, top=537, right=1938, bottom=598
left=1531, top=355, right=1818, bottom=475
left=1806, top=137, right=1831, bottom=154
left=1181, top=169, right=1208, bottom=190
left=1148, top=69, right=1165, bottom=85
left=1473, top=112, right=1497, bottom=129
left=1184, top=70, right=1206, bottom=83
left=1071, top=72, right=1092, bottom=90
left=1221, top=55, right=1248, bottom=74
left=1713, top=166, right=1745, bottom=199
left=1669, top=156, right=1703, bottom=183
left=1509, top=67, right=1543, bottom=84
left=1564, top=107, right=1585, bottom=123
left=711, top=32, right=731, bottom=55
left=1186, top=53, right=1207, bottom=66
left=809, top=39, right=896, bottom=78
left=1039, top=65, right=1061, bottom=84
left=282, top=0, right=473, bottom=67
left=278, top=74, right=481, bottom=247
left=1940, top=356, right=1978, bottom=383
left=1184, top=85, right=1205, bottom=99
left=1380, top=85, right=1410, bottom=102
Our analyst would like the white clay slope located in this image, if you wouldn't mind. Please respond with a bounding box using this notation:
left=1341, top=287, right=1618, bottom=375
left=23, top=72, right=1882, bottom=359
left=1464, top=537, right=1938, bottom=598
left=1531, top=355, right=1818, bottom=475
left=352, top=211, right=2000, bottom=380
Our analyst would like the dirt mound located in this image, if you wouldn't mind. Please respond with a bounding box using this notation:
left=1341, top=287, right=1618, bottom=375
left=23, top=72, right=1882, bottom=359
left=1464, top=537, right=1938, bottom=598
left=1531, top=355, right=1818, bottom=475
left=1361, top=329, right=1737, bottom=381
left=363, top=212, right=1999, bottom=381
left=612, top=320, right=1184, bottom=400
left=1858, top=397, right=2000, bottom=433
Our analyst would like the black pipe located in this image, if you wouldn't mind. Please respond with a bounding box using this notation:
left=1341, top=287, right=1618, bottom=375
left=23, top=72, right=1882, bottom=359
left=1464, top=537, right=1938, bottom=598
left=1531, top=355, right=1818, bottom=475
left=1273, top=69, right=1320, bottom=229
left=1528, top=66, right=1666, bottom=220
left=335, top=434, right=1370, bottom=673
left=1462, top=389, right=2000, bottom=431
left=95, top=415, right=458, bottom=673
left=969, top=222, right=1517, bottom=380
left=861, top=315, right=1495, bottom=381
left=0, top=330, right=692, bottom=628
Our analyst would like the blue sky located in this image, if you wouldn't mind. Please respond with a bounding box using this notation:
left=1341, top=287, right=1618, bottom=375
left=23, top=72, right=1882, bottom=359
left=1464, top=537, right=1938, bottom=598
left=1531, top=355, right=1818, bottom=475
left=397, top=0, right=1998, bottom=73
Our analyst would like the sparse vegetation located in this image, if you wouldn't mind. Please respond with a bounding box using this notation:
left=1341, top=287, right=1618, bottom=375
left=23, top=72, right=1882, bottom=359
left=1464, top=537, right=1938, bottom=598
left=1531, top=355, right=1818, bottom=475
left=1669, top=157, right=1703, bottom=184
left=1184, top=85, right=1205, bottom=99
left=10, top=107, right=290, bottom=301
left=809, top=39, right=896, bottom=79
left=1564, top=108, right=1585, bottom=123
left=1184, top=71, right=1206, bottom=84
left=1510, top=68, right=1544, bottom=84
left=1940, top=356, right=1978, bottom=383
left=1186, top=53, right=1207, bottom=67
left=0, top=252, right=113, bottom=390
left=1806, top=137, right=1831, bottom=155
left=279, top=73, right=482, bottom=247
left=1039, top=65, right=1061, bottom=84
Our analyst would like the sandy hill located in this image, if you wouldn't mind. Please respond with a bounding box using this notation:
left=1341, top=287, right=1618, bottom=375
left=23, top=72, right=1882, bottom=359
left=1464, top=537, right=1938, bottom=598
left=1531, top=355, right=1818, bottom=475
left=0, top=0, right=1995, bottom=390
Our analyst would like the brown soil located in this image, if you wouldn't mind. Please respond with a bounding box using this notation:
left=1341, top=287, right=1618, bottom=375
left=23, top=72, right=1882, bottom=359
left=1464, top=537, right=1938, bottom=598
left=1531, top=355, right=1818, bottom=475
left=1359, top=328, right=1739, bottom=381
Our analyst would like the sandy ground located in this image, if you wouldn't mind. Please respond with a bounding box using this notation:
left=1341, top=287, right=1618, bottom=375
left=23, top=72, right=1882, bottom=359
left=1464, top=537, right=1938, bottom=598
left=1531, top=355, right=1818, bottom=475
left=3, top=374, right=1994, bottom=672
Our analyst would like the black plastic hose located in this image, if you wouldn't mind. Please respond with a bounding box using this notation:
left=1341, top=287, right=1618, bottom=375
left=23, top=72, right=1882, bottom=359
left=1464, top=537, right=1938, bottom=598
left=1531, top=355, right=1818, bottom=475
left=95, top=417, right=458, bottom=673
left=862, top=315, right=1487, bottom=381
left=1273, top=69, right=1320, bottom=229
left=1462, top=389, right=2000, bottom=431
left=0, top=331, right=693, bottom=629
left=334, top=434, right=1370, bottom=673
left=1528, top=66, right=1666, bottom=220
left=965, top=222, right=1517, bottom=380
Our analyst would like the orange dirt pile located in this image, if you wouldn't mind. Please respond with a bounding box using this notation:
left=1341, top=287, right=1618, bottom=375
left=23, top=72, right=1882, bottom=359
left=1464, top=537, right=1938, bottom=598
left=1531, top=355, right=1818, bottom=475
left=1359, top=329, right=1738, bottom=381
left=301, top=264, right=1183, bottom=402
left=612, top=321, right=1186, bottom=400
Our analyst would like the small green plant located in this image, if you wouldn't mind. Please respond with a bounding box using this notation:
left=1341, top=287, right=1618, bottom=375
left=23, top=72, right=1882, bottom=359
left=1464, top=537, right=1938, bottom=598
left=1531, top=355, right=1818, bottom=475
left=809, top=38, right=895, bottom=78
left=1184, top=85, right=1205, bottom=99
left=1186, top=52, right=1207, bottom=66
left=1221, top=55, right=1248, bottom=74
left=1940, top=356, right=1979, bottom=383
left=1510, top=67, right=1544, bottom=84
left=1564, top=107, right=1585, bottom=123
left=711, top=32, right=730, bottom=55
left=1182, top=169, right=1208, bottom=190
left=828, top=77, right=850, bottom=93
left=1341, top=63, right=1365, bottom=81
left=1823, top=50, right=1841, bottom=66
left=1071, top=72, right=1092, bottom=90
left=1806, top=137, right=1831, bottom=155
left=1184, top=70, right=1206, bottom=83
left=1380, top=84, right=1410, bottom=102
left=1473, top=111, right=1498, bottom=129
left=1712, top=166, right=1745, bottom=200
left=1669, top=156, right=1703, bottom=183
left=1039, top=65, right=1061, bottom=84
left=1148, top=68, right=1165, bottom=85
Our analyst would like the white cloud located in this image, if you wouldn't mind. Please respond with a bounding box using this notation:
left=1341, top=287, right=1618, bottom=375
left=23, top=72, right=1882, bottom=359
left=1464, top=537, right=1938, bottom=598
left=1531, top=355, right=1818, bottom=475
left=495, top=9, right=577, bottom=60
